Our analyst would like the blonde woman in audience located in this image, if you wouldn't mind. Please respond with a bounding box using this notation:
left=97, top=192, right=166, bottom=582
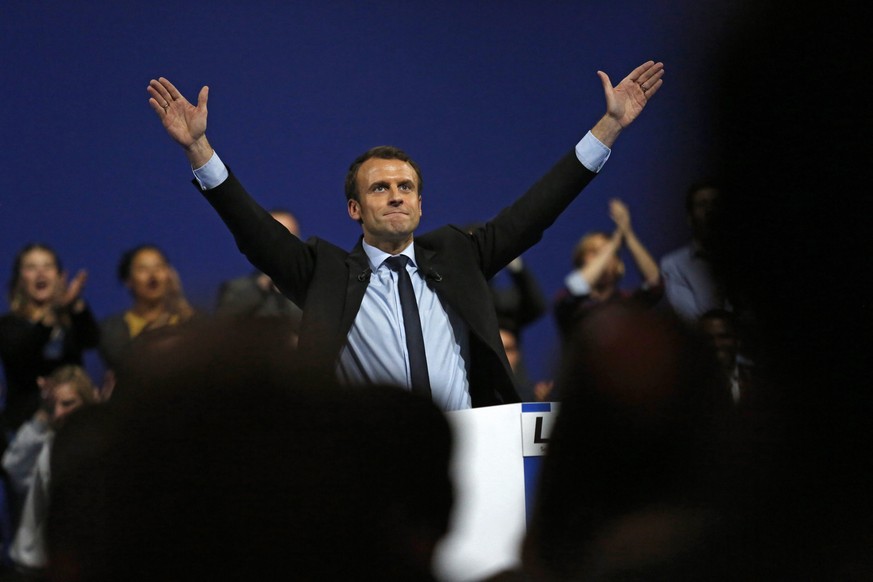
left=98, top=244, right=195, bottom=372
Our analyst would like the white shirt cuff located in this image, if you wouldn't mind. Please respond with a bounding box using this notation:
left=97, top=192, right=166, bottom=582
left=575, top=131, right=610, bottom=173
left=192, top=151, right=229, bottom=190
left=564, top=270, right=591, bottom=296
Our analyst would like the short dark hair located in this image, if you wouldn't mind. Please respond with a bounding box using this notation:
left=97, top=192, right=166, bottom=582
left=117, top=244, right=169, bottom=283
left=344, top=146, right=423, bottom=202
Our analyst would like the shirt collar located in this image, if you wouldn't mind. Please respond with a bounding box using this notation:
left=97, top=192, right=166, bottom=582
left=362, top=240, right=418, bottom=271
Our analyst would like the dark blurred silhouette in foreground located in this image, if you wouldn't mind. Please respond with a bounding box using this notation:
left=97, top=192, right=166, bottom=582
left=46, top=318, right=453, bottom=581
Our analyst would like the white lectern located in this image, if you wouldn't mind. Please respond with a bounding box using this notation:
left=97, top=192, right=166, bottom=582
left=432, top=402, right=559, bottom=582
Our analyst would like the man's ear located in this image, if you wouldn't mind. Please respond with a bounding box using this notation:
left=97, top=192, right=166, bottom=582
left=348, top=199, right=362, bottom=223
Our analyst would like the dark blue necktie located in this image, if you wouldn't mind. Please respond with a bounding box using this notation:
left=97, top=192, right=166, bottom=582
left=385, top=255, right=432, bottom=398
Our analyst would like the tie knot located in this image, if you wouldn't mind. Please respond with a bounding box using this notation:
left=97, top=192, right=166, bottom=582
left=385, top=255, right=409, bottom=272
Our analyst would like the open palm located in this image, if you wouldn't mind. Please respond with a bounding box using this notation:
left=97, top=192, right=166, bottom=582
left=598, top=61, right=664, bottom=129
left=147, top=77, right=209, bottom=147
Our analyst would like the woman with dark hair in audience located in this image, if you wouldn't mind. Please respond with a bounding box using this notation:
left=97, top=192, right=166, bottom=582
left=0, top=244, right=98, bottom=437
left=98, top=244, right=196, bottom=373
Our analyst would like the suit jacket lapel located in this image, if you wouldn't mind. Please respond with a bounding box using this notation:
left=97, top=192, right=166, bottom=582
left=413, top=243, right=440, bottom=287
left=341, top=238, right=371, bottom=337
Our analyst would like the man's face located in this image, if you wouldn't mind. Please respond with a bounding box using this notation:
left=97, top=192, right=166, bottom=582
left=688, top=187, right=720, bottom=243
left=347, top=158, right=422, bottom=250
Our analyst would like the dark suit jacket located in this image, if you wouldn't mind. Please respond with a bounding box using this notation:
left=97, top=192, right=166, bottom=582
left=198, top=149, right=595, bottom=407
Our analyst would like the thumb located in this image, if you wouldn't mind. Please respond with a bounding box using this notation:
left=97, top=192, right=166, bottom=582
left=197, top=86, right=209, bottom=110
left=597, top=70, right=613, bottom=93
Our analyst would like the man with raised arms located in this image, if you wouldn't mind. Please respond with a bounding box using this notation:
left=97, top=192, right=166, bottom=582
left=147, top=60, right=664, bottom=411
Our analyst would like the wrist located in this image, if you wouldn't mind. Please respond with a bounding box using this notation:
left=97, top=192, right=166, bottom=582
left=591, top=115, right=623, bottom=148
left=185, top=136, right=214, bottom=170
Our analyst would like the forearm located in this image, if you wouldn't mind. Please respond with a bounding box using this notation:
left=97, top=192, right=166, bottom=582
left=1, top=420, right=49, bottom=493
left=199, top=170, right=314, bottom=304
left=590, top=115, right=624, bottom=149
left=579, top=232, right=622, bottom=285
left=477, top=149, right=595, bottom=278
left=625, top=231, right=660, bottom=285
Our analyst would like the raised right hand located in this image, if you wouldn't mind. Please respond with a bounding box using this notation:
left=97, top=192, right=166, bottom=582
left=57, top=269, right=88, bottom=311
left=147, top=77, right=209, bottom=149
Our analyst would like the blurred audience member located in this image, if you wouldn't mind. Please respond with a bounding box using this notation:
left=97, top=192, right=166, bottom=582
left=498, top=318, right=535, bottom=401
left=0, top=244, right=98, bottom=437
left=98, top=244, right=195, bottom=373
left=215, top=208, right=303, bottom=334
left=6, top=365, right=99, bottom=578
left=532, top=379, right=555, bottom=403
left=553, top=198, right=661, bottom=341
left=47, top=318, right=454, bottom=581
left=3, top=367, right=98, bottom=495
left=520, top=303, right=735, bottom=580
left=697, top=308, right=756, bottom=407
left=659, top=181, right=727, bottom=323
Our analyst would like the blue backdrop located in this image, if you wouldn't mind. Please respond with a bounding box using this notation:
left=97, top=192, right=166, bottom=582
left=1, top=0, right=743, bottom=385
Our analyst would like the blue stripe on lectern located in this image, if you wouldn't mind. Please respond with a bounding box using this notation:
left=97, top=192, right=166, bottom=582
left=524, top=456, right=543, bottom=525
left=522, top=402, right=553, bottom=524
left=522, top=403, right=551, bottom=413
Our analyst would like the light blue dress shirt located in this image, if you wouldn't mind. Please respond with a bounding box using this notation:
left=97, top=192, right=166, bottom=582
left=337, top=243, right=472, bottom=410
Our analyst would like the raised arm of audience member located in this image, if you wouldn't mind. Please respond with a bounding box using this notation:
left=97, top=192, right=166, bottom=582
left=1, top=405, right=50, bottom=495
left=610, top=198, right=660, bottom=287
left=578, top=230, right=623, bottom=289
left=501, top=257, right=549, bottom=329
